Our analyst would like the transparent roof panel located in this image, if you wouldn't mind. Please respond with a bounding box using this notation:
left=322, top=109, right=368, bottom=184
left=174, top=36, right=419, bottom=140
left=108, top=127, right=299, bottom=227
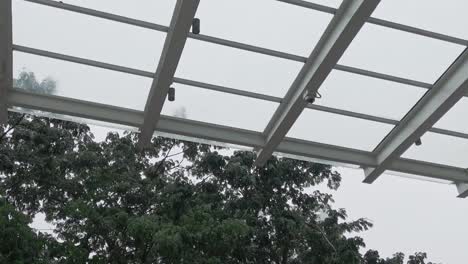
left=10, top=106, right=140, bottom=134
left=161, top=84, right=278, bottom=132
left=53, top=0, right=177, bottom=26
left=287, top=109, right=394, bottom=151
left=402, top=132, right=468, bottom=168
left=372, top=0, right=468, bottom=41
left=196, top=0, right=333, bottom=56
left=339, top=23, right=465, bottom=83
left=316, top=70, right=426, bottom=120
left=434, top=97, right=468, bottom=134
left=7, top=0, right=468, bottom=192
left=13, top=52, right=152, bottom=111
left=385, top=170, right=454, bottom=185
left=176, top=38, right=303, bottom=97
left=302, top=0, right=343, bottom=8
left=13, top=0, right=166, bottom=71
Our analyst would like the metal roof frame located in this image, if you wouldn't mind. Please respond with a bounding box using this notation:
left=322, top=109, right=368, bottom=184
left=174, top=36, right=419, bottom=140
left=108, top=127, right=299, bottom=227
left=0, top=0, right=12, bottom=124
left=364, top=48, right=468, bottom=183
left=13, top=45, right=468, bottom=141
left=138, top=0, right=199, bottom=147
left=254, top=0, right=380, bottom=166
left=4, top=0, right=468, bottom=197
left=8, top=88, right=468, bottom=185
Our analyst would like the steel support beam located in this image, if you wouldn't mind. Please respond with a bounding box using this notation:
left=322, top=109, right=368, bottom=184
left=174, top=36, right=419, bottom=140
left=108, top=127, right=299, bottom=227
left=23, top=0, right=434, bottom=90
left=254, top=0, right=380, bottom=166
left=278, top=0, right=468, bottom=46
left=7, top=88, right=468, bottom=186
left=15, top=45, right=468, bottom=142
left=0, top=0, right=12, bottom=124
left=138, top=0, right=199, bottom=147
left=364, top=48, right=468, bottom=183
left=15, top=42, right=432, bottom=92
left=27, top=0, right=468, bottom=49
left=456, top=183, right=468, bottom=198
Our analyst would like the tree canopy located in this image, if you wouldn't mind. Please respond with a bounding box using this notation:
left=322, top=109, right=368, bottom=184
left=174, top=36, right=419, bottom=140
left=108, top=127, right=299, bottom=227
left=0, top=72, right=437, bottom=263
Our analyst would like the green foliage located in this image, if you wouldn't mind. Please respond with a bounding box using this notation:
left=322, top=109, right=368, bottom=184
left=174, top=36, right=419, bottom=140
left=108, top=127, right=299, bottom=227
left=14, top=71, right=57, bottom=95
left=0, top=113, right=438, bottom=264
left=0, top=73, right=437, bottom=263
left=363, top=251, right=437, bottom=264
left=0, top=198, right=59, bottom=264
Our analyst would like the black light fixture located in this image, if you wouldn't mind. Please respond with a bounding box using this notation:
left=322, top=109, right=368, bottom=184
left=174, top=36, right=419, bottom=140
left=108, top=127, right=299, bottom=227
left=168, top=87, right=175, bottom=102
left=192, top=18, right=200, bottom=34
left=415, top=138, right=422, bottom=146
left=303, top=90, right=322, bottom=104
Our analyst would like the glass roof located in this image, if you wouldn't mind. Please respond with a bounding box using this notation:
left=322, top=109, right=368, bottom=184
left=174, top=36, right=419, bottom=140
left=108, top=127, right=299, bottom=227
left=315, top=70, right=426, bottom=120
left=13, top=52, right=153, bottom=110
left=53, top=0, right=177, bottom=26
left=4, top=0, right=468, bottom=197
left=176, top=38, right=303, bottom=97
left=13, top=0, right=167, bottom=71
left=434, top=97, right=468, bottom=134
left=402, top=132, right=468, bottom=168
left=161, top=83, right=279, bottom=131
left=339, top=23, right=465, bottom=83
left=195, top=0, right=333, bottom=56
left=287, top=108, right=394, bottom=151
left=372, top=0, right=468, bottom=41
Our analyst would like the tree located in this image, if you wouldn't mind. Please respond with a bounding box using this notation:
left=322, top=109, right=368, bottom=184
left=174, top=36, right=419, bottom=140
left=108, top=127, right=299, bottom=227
left=362, top=251, right=437, bottom=264
left=0, top=73, right=437, bottom=263
left=0, top=198, right=60, bottom=264
left=13, top=71, right=56, bottom=95
left=0, top=71, right=60, bottom=263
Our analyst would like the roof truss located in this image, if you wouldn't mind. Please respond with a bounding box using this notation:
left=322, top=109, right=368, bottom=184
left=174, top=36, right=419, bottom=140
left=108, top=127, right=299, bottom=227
left=0, top=0, right=12, bottom=124
left=13, top=45, right=468, bottom=143
left=138, top=0, right=199, bottom=147
left=8, top=88, right=468, bottom=185
left=5, top=0, right=468, bottom=197
left=364, top=48, right=468, bottom=183
left=254, top=0, right=381, bottom=166
left=457, top=183, right=468, bottom=198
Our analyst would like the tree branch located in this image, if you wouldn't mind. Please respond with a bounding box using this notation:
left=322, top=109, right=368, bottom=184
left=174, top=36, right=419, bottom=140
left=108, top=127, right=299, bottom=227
left=0, top=114, right=25, bottom=141
left=307, top=222, right=337, bottom=253
left=155, top=144, right=174, bottom=170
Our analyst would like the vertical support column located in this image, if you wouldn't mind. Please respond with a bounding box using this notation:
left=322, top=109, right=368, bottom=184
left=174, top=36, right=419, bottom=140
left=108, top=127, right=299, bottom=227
left=363, top=48, right=468, bottom=183
left=254, top=0, right=381, bottom=166
left=0, top=0, right=13, bottom=124
left=138, top=0, right=200, bottom=148
left=456, top=183, right=468, bottom=198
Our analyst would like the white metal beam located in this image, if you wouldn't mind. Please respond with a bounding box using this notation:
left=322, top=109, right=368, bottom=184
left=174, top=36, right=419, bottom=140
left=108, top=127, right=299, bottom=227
left=14, top=42, right=432, bottom=91
left=254, top=0, right=380, bottom=166
left=23, top=0, right=435, bottom=90
left=0, top=0, right=12, bottom=124
left=364, top=48, right=468, bottom=183
left=456, top=183, right=468, bottom=198
left=138, top=0, right=199, bottom=147
left=7, top=88, right=468, bottom=186
left=28, top=0, right=468, bottom=52
left=278, top=0, right=468, bottom=46
left=15, top=45, right=468, bottom=142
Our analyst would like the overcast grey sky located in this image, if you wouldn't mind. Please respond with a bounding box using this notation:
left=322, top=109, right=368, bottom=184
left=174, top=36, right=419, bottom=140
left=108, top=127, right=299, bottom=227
left=11, top=0, right=468, bottom=263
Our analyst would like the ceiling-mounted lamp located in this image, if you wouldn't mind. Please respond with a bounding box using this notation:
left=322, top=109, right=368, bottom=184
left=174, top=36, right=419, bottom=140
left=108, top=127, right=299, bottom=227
left=192, top=18, right=200, bottom=34
left=168, top=87, right=175, bottom=102
left=415, top=138, right=422, bottom=146
left=303, top=90, right=322, bottom=104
